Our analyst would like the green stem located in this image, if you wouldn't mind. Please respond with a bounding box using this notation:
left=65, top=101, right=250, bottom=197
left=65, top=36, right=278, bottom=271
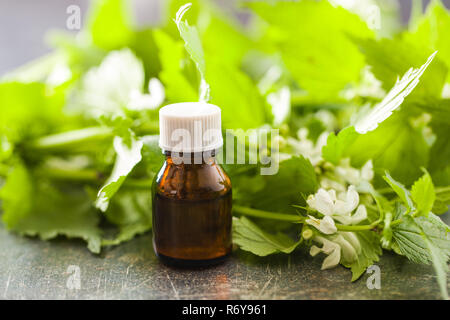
left=29, top=126, right=114, bottom=151
left=390, top=219, right=403, bottom=227
left=37, top=166, right=154, bottom=189
left=135, top=122, right=160, bottom=135
left=123, top=178, right=153, bottom=189
left=335, top=221, right=380, bottom=231
left=37, top=167, right=102, bottom=182
left=233, top=205, right=302, bottom=222
left=233, top=205, right=388, bottom=232
left=376, top=188, right=396, bottom=195
left=436, top=186, right=450, bottom=194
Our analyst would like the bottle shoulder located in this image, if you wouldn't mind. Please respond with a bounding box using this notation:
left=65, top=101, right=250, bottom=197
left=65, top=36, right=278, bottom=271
left=153, top=160, right=231, bottom=200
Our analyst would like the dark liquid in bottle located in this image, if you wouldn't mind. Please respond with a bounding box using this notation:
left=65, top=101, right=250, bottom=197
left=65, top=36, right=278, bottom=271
left=153, top=191, right=232, bottom=267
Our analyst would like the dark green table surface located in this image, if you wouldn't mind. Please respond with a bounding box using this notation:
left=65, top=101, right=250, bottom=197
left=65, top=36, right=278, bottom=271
left=0, top=213, right=448, bottom=300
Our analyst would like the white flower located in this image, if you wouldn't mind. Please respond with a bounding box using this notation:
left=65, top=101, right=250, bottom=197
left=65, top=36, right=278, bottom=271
left=333, top=233, right=360, bottom=263
left=258, top=65, right=283, bottom=94
left=306, top=215, right=337, bottom=235
left=307, top=188, right=336, bottom=216
left=267, top=86, right=291, bottom=126
left=307, top=185, right=368, bottom=225
left=334, top=185, right=359, bottom=215
left=127, top=78, right=165, bottom=111
left=287, top=128, right=328, bottom=166
left=442, top=83, right=450, bottom=99
left=335, top=158, right=374, bottom=186
left=47, top=63, right=72, bottom=87
left=333, top=204, right=367, bottom=225
left=73, top=49, right=165, bottom=118
left=310, top=236, right=341, bottom=270
left=320, top=177, right=347, bottom=192
left=310, top=232, right=361, bottom=270
left=340, top=66, right=385, bottom=100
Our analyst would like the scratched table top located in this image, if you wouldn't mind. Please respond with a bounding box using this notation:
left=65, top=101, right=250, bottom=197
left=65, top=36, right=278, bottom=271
left=0, top=214, right=448, bottom=300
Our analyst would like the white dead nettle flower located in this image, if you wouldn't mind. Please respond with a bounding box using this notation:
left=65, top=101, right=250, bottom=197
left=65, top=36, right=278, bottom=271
left=305, top=215, right=337, bottom=235
left=258, top=65, right=283, bottom=94
left=47, top=63, right=72, bottom=87
left=306, top=185, right=368, bottom=225
left=333, top=232, right=361, bottom=263
left=319, top=158, right=374, bottom=194
left=442, top=83, right=450, bottom=98
left=267, top=86, right=291, bottom=126
left=310, top=232, right=361, bottom=270
left=127, top=78, right=166, bottom=111
left=314, top=110, right=337, bottom=131
left=310, top=236, right=341, bottom=270
left=320, top=176, right=347, bottom=192
left=335, top=158, right=374, bottom=186
left=341, top=66, right=385, bottom=101
left=287, top=128, right=329, bottom=166
left=76, top=49, right=165, bottom=118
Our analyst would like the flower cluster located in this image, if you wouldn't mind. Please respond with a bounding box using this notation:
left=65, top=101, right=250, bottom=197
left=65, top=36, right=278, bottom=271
left=303, top=159, right=375, bottom=270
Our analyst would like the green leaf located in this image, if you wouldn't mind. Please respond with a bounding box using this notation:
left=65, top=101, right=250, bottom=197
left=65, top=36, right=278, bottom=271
left=233, top=216, right=300, bottom=256
left=407, top=0, right=450, bottom=82
left=174, top=3, right=206, bottom=78
left=341, top=231, right=382, bottom=282
left=322, top=126, right=358, bottom=165
left=433, top=186, right=450, bottom=214
left=392, top=209, right=450, bottom=299
left=383, top=172, right=415, bottom=212
left=129, top=29, right=162, bottom=80
left=234, top=156, right=318, bottom=214
left=349, top=113, right=429, bottom=186
left=95, top=136, right=144, bottom=212
left=424, top=235, right=449, bottom=300
left=321, top=53, right=435, bottom=180
left=201, top=11, right=254, bottom=68
left=409, top=98, right=450, bottom=126
left=353, top=36, right=447, bottom=99
left=429, top=110, right=450, bottom=173
left=0, top=164, right=102, bottom=253
left=323, top=113, right=429, bottom=186
left=102, top=190, right=152, bottom=246
left=0, top=163, right=33, bottom=224
left=0, top=82, right=65, bottom=144
left=171, top=2, right=268, bottom=130
left=205, top=60, right=268, bottom=129
left=141, top=135, right=165, bottom=174
left=411, top=170, right=435, bottom=217
left=174, top=3, right=210, bottom=101
left=47, top=30, right=105, bottom=76
left=87, top=0, right=133, bottom=50
left=249, top=0, right=373, bottom=99
left=405, top=99, right=450, bottom=174
left=353, top=51, right=437, bottom=134
left=153, top=29, right=199, bottom=102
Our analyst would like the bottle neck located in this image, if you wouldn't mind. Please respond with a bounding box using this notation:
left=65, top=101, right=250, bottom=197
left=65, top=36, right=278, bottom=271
left=164, top=150, right=217, bottom=165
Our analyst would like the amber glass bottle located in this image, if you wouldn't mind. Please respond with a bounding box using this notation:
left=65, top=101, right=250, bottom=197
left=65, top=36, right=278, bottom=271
left=152, top=102, right=232, bottom=267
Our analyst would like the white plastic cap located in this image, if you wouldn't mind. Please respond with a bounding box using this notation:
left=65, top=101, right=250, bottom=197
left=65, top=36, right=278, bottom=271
left=159, top=102, right=223, bottom=152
